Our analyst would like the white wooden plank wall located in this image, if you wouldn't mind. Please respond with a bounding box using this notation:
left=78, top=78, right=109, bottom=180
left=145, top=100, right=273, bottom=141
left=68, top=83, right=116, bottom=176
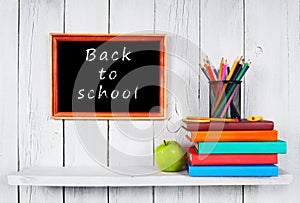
left=200, top=0, right=243, bottom=202
left=18, top=0, right=64, bottom=203
left=109, top=1, right=154, bottom=203
left=1, top=0, right=300, bottom=203
left=64, top=0, right=109, bottom=202
left=0, top=0, right=18, bottom=203
left=244, top=0, right=300, bottom=203
left=154, top=0, right=200, bottom=202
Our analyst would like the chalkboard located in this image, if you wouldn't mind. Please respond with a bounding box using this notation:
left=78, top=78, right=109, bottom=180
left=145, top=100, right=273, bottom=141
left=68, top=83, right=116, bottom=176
left=51, top=34, right=166, bottom=119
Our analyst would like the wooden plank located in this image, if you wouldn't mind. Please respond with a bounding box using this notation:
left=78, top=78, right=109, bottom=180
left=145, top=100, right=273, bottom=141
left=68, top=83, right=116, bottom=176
left=200, top=0, right=244, bottom=202
left=110, top=0, right=154, bottom=33
left=154, top=187, right=199, bottom=203
left=200, top=186, right=242, bottom=203
left=244, top=0, right=298, bottom=202
left=0, top=0, right=18, bottom=202
left=64, top=121, right=108, bottom=203
left=19, top=0, right=64, bottom=202
left=7, top=167, right=292, bottom=187
left=154, top=0, right=200, bottom=202
left=64, top=0, right=108, bottom=202
left=200, top=0, right=244, bottom=117
left=244, top=0, right=289, bottom=123
left=285, top=0, right=300, bottom=202
left=109, top=0, right=154, bottom=202
left=65, top=0, right=108, bottom=33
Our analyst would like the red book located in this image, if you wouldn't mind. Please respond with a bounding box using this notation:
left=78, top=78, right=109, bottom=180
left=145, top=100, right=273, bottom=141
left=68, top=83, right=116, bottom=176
left=182, top=119, right=274, bottom=131
left=185, top=147, right=278, bottom=165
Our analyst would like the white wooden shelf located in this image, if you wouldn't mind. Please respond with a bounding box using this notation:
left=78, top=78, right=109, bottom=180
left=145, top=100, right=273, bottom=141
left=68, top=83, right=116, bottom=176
left=7, top=166, right=292, bottom=187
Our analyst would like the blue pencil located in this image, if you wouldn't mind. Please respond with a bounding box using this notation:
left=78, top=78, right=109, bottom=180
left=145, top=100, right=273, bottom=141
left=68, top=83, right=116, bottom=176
left=231, top=63, right=243, bottom=81
left=200, top=66, right=210, bottom=81
left=212, top=66, right=218, bottom=80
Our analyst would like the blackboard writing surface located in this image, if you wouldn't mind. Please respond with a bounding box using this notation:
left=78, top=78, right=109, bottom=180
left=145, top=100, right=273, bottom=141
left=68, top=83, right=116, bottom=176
left=51, top=34, right=166, bottom=119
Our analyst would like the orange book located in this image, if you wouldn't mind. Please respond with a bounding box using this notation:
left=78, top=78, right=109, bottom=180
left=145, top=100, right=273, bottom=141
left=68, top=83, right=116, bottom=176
left=187, top=130, right=278, bottom=142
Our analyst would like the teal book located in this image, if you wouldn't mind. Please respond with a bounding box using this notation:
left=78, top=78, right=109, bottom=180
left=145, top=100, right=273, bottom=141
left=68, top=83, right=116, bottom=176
left=194, top=140, right=286, bottom=154
left=186, top=161, right=278, bottom=177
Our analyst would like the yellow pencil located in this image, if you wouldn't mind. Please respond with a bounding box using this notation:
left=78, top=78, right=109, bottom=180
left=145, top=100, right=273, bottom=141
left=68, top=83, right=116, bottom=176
left=185, top=116, right=239, bottom=123
left=226, top=56, right=241, bottom=81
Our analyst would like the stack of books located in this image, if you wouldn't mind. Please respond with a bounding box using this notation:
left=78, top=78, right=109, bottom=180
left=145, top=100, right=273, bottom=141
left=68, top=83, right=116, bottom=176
left=182, top=119, right=287, bottom=177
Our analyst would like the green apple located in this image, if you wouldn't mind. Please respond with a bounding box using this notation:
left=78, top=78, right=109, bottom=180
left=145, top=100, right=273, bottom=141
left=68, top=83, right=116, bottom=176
left=154, top=140, right=185, bottom=172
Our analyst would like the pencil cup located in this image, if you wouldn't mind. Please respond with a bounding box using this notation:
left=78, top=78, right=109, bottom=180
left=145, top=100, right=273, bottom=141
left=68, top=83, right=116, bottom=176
left=209, top=81, right=241, bottom=119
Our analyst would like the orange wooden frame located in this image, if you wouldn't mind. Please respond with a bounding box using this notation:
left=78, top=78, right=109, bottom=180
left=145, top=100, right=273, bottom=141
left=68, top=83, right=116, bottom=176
left=51, top=34, right=166, bottom=119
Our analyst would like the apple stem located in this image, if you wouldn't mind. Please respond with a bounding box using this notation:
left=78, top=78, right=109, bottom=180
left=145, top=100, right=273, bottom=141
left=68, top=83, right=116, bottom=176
left=163, top=140, right=167, bottom=146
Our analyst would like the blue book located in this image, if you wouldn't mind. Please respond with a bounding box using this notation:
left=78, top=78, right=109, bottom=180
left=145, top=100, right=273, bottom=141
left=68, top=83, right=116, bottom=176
left=186, top=161, right=278, bottom=177
left=194, top=140, right=286, bottom=154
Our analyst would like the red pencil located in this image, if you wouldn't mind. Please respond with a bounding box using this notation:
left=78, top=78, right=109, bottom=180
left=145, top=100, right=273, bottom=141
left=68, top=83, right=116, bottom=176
left=204, top=59, right=215, bottom=81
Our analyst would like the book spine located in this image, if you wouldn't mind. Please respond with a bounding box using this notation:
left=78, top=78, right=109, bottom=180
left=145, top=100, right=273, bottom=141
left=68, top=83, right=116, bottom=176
left=194, top=140, right=286, bottom=154
left=186, top=163, right=278, bottom=177
left=186, top=152, right=278, bottom=165
left=190, top=130, right=278, bottom=142
left=182, top=121, right=274, bottom=131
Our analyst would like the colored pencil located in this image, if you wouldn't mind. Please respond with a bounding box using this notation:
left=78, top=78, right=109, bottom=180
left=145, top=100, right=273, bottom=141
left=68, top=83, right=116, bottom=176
left=227, top=56, right=241, bottom=80
left=236, top=61, right=250, bottom=80
left=212, top=66, right=218, bottom=79
left=185, top=116, right=239, bottom=123
left=213, top=62, right=250, bottom=117
left=200, top=66, right=210, bottom=80
left=204, top=62, right=216, bottom=81
left=230, top=61, right=243, bottom=81
left=218, top=57, right=224, bottom=80
left=219, top=83, right=240, bottom=117
left=217, top=62, right=227, bottom=97
left=224, top=60, right=243, bottom=95
left=221, top=62, right=227, bottom=80
left=211, top=56, right=243, bottom=116
left=199, top=56, right=251, bottom=118
left=200, top=63, right=218, bottom=95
